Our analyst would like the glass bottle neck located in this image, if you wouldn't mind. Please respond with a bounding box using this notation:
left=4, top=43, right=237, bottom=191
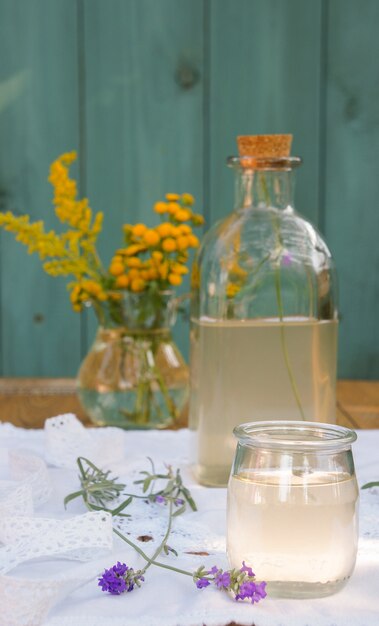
left=234, top=169, right=296, bottom=211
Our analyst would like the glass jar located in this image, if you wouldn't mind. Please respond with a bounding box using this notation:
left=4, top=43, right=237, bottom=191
left=189, top=136, right=338, bottom=486
left=77, top=291, right=189, bottom=429
left=227, top=421, right=359, bottom=598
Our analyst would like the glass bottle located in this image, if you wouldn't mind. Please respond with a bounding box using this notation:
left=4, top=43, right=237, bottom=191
left=227, top=421, right=359, bottom=598
left=189, top=135, right=338, bottom=486
left=77, top=290, right=189, bottom=429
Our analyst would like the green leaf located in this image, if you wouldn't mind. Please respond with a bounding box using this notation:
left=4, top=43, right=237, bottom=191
left=172, top=504, right=186, bottom=517
left=362, top=481, right=379, bottom=489
left=63, top=490, right=84, bottom=509
left=111, top=496, right=133, bottom=515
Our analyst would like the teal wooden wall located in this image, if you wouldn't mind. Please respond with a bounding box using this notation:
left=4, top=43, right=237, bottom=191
left=0, top=0, right=378, bottom=379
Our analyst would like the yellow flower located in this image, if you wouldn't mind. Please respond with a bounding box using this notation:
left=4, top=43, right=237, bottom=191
left=143, top=229, right=160, bottom=246
left=154, top=201, right=167, bottom=214
left=126, top=257, right=142, bottom=268
left=188, top=234, right=200, bottom=248
left=132, top=223, right=147, bottom=237
left=0, top=154, right=203, bottom=312
left=147, top=267, right=159, bottom=280
left=162, top=238, right=177, bottom=252
left=128, top=268, right=140, bottom=279
left=115, top=274, right=130, bottom=288
left=166, top=202, right=181, bottom=215
left=171, top=263, right=188, bottom=275
left=152, top=250, right=163, bottom=262
left=226, top=283, right=241, bottom=298
left=170, top=226, right=182, bottom=237
left=178, top=224, right=192, bottom=235
left=176, top=236, right=189, bottom=251
left=181, top=193, right=195, bottom=206
left=156, top=222, right=172, bottom=238
left=125, top=244, right=146, bottom=256
left=168, top=273, right=182, bottom=286
left=174, top=209, right=191, bottom=222
left=109, top=261, right=124, bottom=276
left=230, top=262, right=247, bottom=279
left=130, top=278, right=146, bottom=292
left=191, top=213, right=204, bottom=226
left=157, top=262, right=169, bottom=279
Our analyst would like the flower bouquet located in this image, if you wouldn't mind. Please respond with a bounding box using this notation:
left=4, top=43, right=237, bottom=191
left=0, top=152, right=203, bottom=428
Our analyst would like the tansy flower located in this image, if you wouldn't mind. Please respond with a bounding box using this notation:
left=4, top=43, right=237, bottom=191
left=143, top=229, right=160, bottom=246
left=168, top=273, right=182, bottom=286
left=166, top=202, right=181, bottom=215
left=174, top=209, right=191, bottom=222
left=130, top=278, right=146, bottom=292
left=153, top=201, right=167, bottom=214
left=0, top=158, right=203, bottom=310
left=156, top=223, right=172, bottom=238
left=109, top=262, right=125, bottom=276
left=162, top=238, right=177, bottom=252
left=181, top=193, right=195, bottom=205
left=132, top=223, right=147, bottom=237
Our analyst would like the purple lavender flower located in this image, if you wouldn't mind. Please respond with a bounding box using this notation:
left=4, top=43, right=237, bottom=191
left=194, top=563, right=267, bottom=605
left=98, top=562, right=144, bottom=595
left=214, top=571, right=231, bottom=589
left=155, top=494, right=166, bottom=504
left=253, top=581, right=267, bottom=602
left=281, top=251, right=292, bottom=267
left=235, top=580, right=267, bottom=603
left=196, top=577, right=211, bottom=589
left=240, top=561, right=255, bottom=577
left=98, top=564, right=127, bottom=595
left=174, top=498, right=184, bottom=506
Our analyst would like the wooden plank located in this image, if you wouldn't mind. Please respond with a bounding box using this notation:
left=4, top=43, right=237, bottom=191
left=0, top=377, right=88, bottom=428
left=324, top=0, right=379, bottom=379
left=336, top=380, right=379, bottom=429
left=82, top=0, right=204, bottom=359
left=1, top=377, right=378, bottom=430
left=208, top=0, right=323, bottom=225
left=0, top=0, right=82, bottom=376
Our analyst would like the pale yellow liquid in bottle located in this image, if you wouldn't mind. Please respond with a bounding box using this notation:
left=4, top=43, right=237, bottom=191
left=227, top=470, right=358, bottom=597
left=189, top=317, right=338, bottom=486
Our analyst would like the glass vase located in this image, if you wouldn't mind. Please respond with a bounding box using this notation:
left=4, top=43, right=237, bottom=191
left=77, top=291, right=189, bottom=429
left=227, top=421, right=359, bottom=598
left=189, top=135, right=338, bottom=485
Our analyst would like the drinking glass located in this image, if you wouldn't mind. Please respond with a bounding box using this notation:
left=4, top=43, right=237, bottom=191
left=227, top=421, right=359, bottom=598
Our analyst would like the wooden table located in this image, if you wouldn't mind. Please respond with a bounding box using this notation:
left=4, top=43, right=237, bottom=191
left=1, top=378, right=379, bottom=430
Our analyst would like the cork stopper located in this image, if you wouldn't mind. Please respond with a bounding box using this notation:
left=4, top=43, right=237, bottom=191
left=237, top=134, right=292, bottom=158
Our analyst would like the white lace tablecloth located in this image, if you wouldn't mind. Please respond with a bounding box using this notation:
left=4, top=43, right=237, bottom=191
left=0, top=419, right=379, bottom=626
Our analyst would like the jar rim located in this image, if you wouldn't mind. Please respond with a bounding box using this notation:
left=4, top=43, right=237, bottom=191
left=233, top=420, right=357, bottom=451
left=227, top=155, right=302, bottom=171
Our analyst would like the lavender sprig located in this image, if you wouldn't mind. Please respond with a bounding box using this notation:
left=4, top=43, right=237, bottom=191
left=98, top=562, right=145, bottom=595
left=64, top=458, right=267, bottom=605
left=193, top=562, right=267, bottom=603
left=98, top=559, right=267, bottom=605
left=133, top=457, right=197, bottom=514
left=64, top=456, right=196, bottom=516
left=64, top=457, right=130, bottom=515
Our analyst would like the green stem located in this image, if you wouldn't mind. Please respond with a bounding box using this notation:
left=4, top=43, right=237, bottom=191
left=259, top=173, right=305, bottom=420
left=141, top=499, right=173, bottom=573
left=274, top=260, right=306, bottom=420
left=112, top=508, right=194, bottom=578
